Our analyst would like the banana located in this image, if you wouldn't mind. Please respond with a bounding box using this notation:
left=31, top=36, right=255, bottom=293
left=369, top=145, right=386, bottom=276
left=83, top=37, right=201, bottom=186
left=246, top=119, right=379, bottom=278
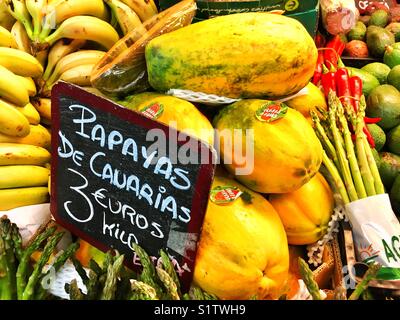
left=40, top=0, right=109, bottom=39
left=43, top=38, right=86, bottom=80
left=0, top=98, right=30, bottom=137
left=15, top=75, right=37, bottom=96
left=18, top=102, right=41, bottom=125
left=0, top=0, right=15, bottom=30
left=0, top=25, right=17, bottom=48
left=0, top=66, right=30, bottom=108
left=32, top=98, right=51, bottom=121
left=0, top=143, right=51, bottom=165
left=10, top=21, right=31, bottom=53
left=0, top=165, right=50, bottom=189
left=0, top=47, right=43, bottom=77
left=0, top=187, right=49, bottom=211
left=59, top=63, right=95, bottom=86
left=105, top=0, right=143, bottom=35
left=25, top=0, right=46, bottom=39
left=5, top=0, right=34, bottom=40
left=120, top=0, right=158, bottom=22
left=46, top=50, right=105, bottom=86
left=0, top=124, right=51, bottom=149
left=44, top=16, right=119, bottom=50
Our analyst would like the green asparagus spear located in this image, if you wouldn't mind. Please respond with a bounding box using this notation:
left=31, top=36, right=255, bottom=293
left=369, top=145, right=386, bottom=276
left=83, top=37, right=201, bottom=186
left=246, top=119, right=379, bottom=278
left=349, top=263, right=381, bottom=300
left=72, top=257, right=89, bottom=286
left=11, top=223, right=22, bottom=262
left=359, top=97, right=385, bottom=195
left=0, top=218, right=17, bottom=299
left=335, top=97, right=367, bottom=199
left=69, top=279, right=85, bottom=300
left=190, top=285, right=206, bottom=300
left=100, top=253, right=124, bottom=300
left=0, top=232, right=12, bottom=300
left=16, top=226, right=56, bottom=299
left=89, top=259, right=103, bottom=276
left=328, top=92, right=359, bottom=202
left=130, top=279, right=158, bottom=300
left=22, top=231, right=64, bottom=300
left=159, top=250, right=181, bottom=296
left=298, top=257, right=322, bottom=300
left=156, top=266, right=180, bottom=300
left=35, top=242, right=80, bottom=300
left=132, top=243, right=163, bottom=296
left=203, top=292, right=219, bottom=300
left=86, top=270, right=100, bottom=300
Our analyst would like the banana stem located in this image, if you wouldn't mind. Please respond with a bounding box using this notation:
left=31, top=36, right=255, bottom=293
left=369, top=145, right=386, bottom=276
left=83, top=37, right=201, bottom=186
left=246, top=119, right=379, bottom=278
left=6, top=0, right=34, bottom=40
left=335, top=98, right=367, bottom=199
left=328, top=92, right=358, bottom=202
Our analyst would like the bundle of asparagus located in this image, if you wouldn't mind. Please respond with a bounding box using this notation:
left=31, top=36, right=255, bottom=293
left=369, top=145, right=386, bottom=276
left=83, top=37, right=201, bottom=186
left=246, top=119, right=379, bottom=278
left=0, top=216, right=78, bottom=300
left=0, top=215, right=218, bottom=300
left=311, top=91, right=385, bottom=204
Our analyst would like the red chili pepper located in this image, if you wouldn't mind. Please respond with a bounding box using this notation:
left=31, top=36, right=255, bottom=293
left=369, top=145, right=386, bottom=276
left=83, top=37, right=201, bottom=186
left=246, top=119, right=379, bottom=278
left=336, top=41, right=346, bottom=57
left=312, top=51, right=324, bottom=85
left=321, top=64, right=336, bottom=98
left=364, top=126, right=376, bottom=148
left=336, top=60, right=352, bottom=108
left=364, top=117, right=382, bottom=124
left=314, top=32, right=326, bottom=48
left=324, top=35, right=344, bottom=68
left=349, top=75, right=363, bottom=111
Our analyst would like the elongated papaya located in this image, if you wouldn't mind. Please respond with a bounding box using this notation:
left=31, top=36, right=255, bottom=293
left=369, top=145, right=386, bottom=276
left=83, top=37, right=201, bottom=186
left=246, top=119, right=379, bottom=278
left=146, top=13, right=317, bottom=99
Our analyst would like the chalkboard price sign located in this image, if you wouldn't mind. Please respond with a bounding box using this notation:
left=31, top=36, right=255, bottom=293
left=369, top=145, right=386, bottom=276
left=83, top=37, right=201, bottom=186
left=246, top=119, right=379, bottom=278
left=50, top=82, right=216, bottom=288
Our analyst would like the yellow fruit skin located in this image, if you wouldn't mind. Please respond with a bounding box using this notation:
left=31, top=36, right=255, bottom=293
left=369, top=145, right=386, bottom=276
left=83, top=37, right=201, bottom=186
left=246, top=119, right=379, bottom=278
left=17, top=103, right=41, bottom=125
left=146, top=13, right=317, bottom=99
left=124, top=93, right=214, bottom=146
left=214, top=99, right=323, bottom=193
left=0, top=187, right=49, bottom=210
left=0, top=143, right=51, bottom=165
left=270, top=173, right=334, bottom=245
left=285, top=82, right=327, bottom=126
left=0, top=124, right=51, bottom=149
left=0, top=165, right=50, bottom=189
left=0, top=98, right=30, bottom=137
left=193, top=175, right=289, bottom=300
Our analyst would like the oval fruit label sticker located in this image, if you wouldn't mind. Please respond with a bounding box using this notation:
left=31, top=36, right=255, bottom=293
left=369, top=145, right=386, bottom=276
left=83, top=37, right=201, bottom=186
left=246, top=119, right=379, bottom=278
left=255, top=102, right=288, bottom=122
left=140, top=102, right=164, bottom=119
left=210, top=186, right=243, bottom=205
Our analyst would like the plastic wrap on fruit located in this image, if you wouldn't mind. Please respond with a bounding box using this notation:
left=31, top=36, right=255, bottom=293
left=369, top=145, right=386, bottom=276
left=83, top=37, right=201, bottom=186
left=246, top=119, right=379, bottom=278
left=320, top=0, right=360, bottom=35
left=90, top=0, right=197, bottom=96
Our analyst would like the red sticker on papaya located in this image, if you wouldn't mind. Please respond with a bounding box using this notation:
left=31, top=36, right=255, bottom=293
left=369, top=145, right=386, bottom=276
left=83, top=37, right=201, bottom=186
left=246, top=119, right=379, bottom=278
left=141, top=102, right=164, bottom=119
left=255, top=102, right=288, bottom=122
left=209, top=186, right=242, bottom=205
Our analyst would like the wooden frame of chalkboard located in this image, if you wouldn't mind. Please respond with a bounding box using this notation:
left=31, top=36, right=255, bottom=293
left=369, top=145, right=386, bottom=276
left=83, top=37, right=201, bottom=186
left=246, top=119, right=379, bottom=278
left=50, top=82, right=216, bottom=289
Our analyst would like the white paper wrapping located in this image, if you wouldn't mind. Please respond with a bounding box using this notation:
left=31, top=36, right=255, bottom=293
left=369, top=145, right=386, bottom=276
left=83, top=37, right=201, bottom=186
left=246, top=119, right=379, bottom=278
left=1, top=203, right=51, bottom=245
left=345, top=194, right=400, bottom=279
left=290, top=280, right=327, bottom=300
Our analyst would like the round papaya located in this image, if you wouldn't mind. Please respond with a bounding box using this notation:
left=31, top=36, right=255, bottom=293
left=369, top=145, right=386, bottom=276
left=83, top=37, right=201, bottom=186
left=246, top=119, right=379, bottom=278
left=269, top=173, right=334, bottom=245
left=146, top=13, right=317, bottom=99
left=119, top=93, right=214, bottom=146
left=193, top=174, right=289, bottom=300
left=213, top=99, right=323, bottom=194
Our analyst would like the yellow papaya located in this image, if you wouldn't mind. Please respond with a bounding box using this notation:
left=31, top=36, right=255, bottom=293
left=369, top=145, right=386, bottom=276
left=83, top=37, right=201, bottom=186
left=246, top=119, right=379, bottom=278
left=146, top=13, right=317, bottom=99
left=121, top=93, right=214, bottom=146
left=285, top=82, right=328, bottom=126
left=270, top=173, right=334, bottom=245
left=213, top=99, right=323, bottom=193
left=194, top=174, right=289, bottom=300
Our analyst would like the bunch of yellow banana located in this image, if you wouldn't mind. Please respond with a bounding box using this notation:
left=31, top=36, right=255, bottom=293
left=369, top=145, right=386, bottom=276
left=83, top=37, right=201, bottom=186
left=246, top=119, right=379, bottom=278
left=0, top=143, right=51, bottom=211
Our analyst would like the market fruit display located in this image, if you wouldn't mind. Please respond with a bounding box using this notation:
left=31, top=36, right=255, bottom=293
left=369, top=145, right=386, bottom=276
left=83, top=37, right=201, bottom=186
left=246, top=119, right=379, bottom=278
left=270, top=173, right=334, bottom=245
left=146, top=12, right=318, bottom=99
left=361, top=62, right=391, bottom=85
left=379, top=152, right=400, bottom=190
left=193, top=175, right=289, bottom=300
left=213, top=99, right=323, bottom=194
left=346, top=67, right=379, bottom=97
